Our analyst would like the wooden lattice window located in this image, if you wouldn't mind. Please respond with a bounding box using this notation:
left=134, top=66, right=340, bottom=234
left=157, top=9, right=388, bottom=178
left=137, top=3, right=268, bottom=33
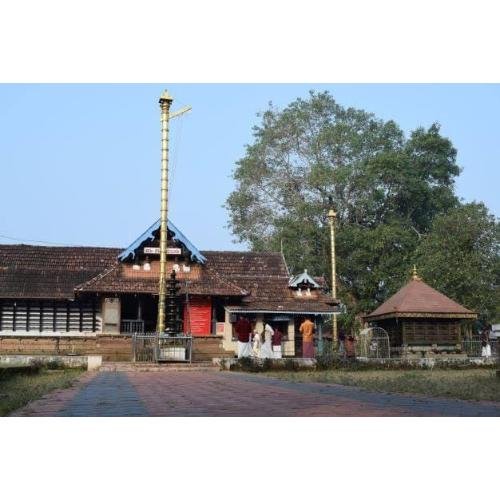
left=0, top=299, right=101, bottom=333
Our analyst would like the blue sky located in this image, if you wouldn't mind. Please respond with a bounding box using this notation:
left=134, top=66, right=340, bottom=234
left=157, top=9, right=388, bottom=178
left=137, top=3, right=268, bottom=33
left=0, top=84, right=498, bottom=251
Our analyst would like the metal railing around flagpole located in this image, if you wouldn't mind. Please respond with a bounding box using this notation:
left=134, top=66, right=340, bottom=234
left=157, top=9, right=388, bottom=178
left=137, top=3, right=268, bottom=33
left=132, top=332, right=193, bottom=363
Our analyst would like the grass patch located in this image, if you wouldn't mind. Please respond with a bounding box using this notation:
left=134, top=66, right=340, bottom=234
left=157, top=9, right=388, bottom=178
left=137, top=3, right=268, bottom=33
left=0, top=367, right=84, bottom=416
left=263, top=368, right=500, bottom=402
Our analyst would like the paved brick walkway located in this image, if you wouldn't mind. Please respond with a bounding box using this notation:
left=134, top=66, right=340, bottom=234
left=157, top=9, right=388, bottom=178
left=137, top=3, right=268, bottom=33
left=11, top=370, right=500, bottom=417
left=58, top=372, right=147, bottom=417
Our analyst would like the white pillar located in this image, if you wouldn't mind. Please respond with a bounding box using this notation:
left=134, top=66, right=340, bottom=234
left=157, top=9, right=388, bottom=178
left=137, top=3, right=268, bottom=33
left=285, top=320, right=295, bottom=356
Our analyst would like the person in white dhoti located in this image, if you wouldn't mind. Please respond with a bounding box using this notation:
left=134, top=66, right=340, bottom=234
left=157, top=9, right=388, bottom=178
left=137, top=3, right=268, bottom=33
left=259, top=323, right=274, bottom=359
left=235, top=316, right=253, bottom=358
left=272, top=326, right=283, bottom=359
left=481, top=326, right=492, bottom=358
left=252, top=330, right=262, bottom=357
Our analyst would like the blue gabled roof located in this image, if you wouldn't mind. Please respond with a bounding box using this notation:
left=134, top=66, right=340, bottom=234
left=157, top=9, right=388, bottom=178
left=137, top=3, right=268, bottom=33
left=289, top=270, right=321, bottom=289
left=118, top=219, right=206, bottom=264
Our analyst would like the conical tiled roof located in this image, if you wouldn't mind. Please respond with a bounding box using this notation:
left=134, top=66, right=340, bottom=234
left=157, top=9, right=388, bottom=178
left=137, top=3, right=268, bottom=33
left=365, top=276, right=476, bottom=320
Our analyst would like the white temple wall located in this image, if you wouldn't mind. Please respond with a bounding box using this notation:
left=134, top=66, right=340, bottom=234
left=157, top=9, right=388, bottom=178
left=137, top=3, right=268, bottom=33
left=101, top=297, right=121, bottom=335
left=221, top=309, right=236, bottom=352
left=284, top=320, right=296, bottom=356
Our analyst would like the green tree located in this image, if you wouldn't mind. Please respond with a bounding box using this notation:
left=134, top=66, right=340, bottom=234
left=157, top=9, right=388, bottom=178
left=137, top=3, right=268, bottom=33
left=226, top=91, right=461, bottom=321
left=414, top=203, right=500, bottom=322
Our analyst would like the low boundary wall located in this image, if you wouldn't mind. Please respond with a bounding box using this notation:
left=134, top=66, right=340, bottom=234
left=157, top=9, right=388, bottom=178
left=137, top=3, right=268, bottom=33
left=0, top=335, right=132, bottom=361
left=0, top=354, right=102, bottom=371
left=0, top=335, right=234, bottom=362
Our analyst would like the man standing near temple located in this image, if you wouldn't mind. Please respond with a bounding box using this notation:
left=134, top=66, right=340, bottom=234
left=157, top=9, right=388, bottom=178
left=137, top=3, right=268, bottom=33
left=272, top=326, right=283, bottom=359
left=234, top=315, right=253, bottom=358
left=299, top=317, right=315, bottom=358
left=480, top=323, right=492, bottom=358
left=345, top=334, right=357, bottom=359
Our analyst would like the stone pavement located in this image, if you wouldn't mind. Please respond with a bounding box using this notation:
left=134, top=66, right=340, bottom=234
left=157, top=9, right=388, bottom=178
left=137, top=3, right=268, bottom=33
left=58, top=372, right=147, bottom=416
left=11, top=370, right=500, bottom=417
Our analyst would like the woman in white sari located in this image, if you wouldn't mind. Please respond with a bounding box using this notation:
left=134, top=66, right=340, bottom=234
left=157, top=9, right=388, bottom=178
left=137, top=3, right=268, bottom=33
left=252, top=330, right=262, bottom=357
left=259, top=323, right=274, bottom=359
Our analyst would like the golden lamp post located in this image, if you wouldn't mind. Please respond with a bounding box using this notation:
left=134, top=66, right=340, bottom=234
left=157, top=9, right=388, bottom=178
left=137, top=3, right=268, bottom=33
left=327, top=208, right=338, bottom=344
left=156, top=90, right=191, bottom=334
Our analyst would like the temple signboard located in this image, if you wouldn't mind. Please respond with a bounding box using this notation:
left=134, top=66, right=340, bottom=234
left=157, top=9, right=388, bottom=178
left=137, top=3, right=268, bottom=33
left=144, top=247, right=181, bottom=255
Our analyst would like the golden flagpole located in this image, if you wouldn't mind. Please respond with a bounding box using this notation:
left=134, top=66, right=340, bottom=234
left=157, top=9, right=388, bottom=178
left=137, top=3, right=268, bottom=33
left=327, top=208, right=338, bottom=345
left=156, top=90, right=191, bottom=334
left=156, top=90, right=173, bottom=333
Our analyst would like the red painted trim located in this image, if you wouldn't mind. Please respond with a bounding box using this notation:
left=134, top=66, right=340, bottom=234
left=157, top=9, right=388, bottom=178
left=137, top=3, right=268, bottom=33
left=184, top=297, right=212, bottom=336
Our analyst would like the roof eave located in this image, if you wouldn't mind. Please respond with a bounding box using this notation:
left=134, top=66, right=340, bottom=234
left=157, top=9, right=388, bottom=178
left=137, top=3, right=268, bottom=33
left=118, top=219, right=206, bottom=264
left=225, top=307, right=340, bottom=316
left=364, top=311, right=477, bottom=321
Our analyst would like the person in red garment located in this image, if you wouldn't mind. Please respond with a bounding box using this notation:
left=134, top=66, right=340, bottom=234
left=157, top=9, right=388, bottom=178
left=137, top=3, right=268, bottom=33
left=299, top=317, right=315, bottom=358
left=234, top=316, right=253, bottom=358
left=345, top=335, right=356, bottom=359
left=272, top=326, right=283, bottom=359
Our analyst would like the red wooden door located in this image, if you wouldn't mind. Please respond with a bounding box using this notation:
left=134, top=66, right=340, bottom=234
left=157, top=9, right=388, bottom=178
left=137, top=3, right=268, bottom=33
left=184, top=297, right=212, bottom=336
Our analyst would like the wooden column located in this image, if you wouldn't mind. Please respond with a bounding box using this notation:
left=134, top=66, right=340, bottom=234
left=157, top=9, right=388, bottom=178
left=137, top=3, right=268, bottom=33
left=137, top=296, right=143, bottom=321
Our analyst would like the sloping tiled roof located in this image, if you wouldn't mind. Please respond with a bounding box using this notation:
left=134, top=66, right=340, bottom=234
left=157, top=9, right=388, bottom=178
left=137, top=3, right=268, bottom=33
left=365, top=277, right=476, bottom=320
left=201, top=251, right=289, bottom=277
left=0, top=245, right=340, bottom=314
left=75, top=262, right=247, bottom=297
left=75, top=251, right=289, bottom=297
left=0, top=244, right=119, bottom=299
left=200, top=252, right=337, bottom=313
left=229, top=276, right=338, bottom=314
left=78, top=250, right=339, bottom=312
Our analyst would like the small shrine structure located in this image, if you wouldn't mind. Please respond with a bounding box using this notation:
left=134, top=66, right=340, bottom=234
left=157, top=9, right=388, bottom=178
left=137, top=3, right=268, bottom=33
left=363, top=267, right=477, bottom=357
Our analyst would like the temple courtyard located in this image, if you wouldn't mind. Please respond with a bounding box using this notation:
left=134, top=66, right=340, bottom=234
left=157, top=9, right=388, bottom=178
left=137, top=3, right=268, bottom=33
left=10, top=368, right=500, bottom=417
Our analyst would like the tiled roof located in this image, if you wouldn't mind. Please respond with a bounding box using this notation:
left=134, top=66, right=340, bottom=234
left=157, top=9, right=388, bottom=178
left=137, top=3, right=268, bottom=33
left=0, top=245, right=340, bottom=314
left=365, top=277, right=476, bottom=320
left=200, top=252, right=337, bottom=313
left=75, top=251, right=289, bottom=297
left=201, top=251, right=289, bottom=277
left=0, top=244, right=119, bottom=299
left=224, top=275, right=338, bottom=314
left=76, top=250, right=338, bottom=311
left=75, top=262, right=247, bottom=297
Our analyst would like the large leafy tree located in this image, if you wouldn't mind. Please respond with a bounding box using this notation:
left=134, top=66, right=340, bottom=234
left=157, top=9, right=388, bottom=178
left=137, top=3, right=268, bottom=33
left=226, top=91, right=462, bottom=321
left=414, top=203, right=500, bottom=322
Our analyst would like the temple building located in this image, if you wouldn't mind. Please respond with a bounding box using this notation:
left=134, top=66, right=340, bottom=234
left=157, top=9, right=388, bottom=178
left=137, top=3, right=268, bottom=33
left=363, top=268, right=476, bottom=357
left=0, top=220, right=340, bottom=359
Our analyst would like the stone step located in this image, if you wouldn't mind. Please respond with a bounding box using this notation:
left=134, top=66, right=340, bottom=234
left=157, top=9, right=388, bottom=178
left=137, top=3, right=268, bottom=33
left=192, top=348, right=226, bottom=353
left=193, top=352, right=231, bottom=357
left=99, top=361, right=220, bottom=372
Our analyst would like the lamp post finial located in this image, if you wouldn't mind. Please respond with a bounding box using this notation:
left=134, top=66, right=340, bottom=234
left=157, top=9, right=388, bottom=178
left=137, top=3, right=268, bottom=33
left=412, top=264, right=420, bottom=280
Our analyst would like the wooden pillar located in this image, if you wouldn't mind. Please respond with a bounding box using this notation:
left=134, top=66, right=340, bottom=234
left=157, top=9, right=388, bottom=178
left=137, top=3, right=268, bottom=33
left=39, top=300, right=43, bottom=332
left=316, top=316, right=323, bottom=355
left=92, top=298, right=97, bottom=332
left=13, top=301, right=17, bottom=332
left=286, top=319, right=295, bottom=357
left=66, top=301, right=70, bottom=332
left=222, top=308, right=234, bottom=352
left=79, top=302, right=83, bottom=332
left=211, top=302, right=217, bottom=336
left=26, top=301, right=31, bottom=332
left=53, top=301, right=57, bottom=332
left=137, top=296, right=143, bottom=320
